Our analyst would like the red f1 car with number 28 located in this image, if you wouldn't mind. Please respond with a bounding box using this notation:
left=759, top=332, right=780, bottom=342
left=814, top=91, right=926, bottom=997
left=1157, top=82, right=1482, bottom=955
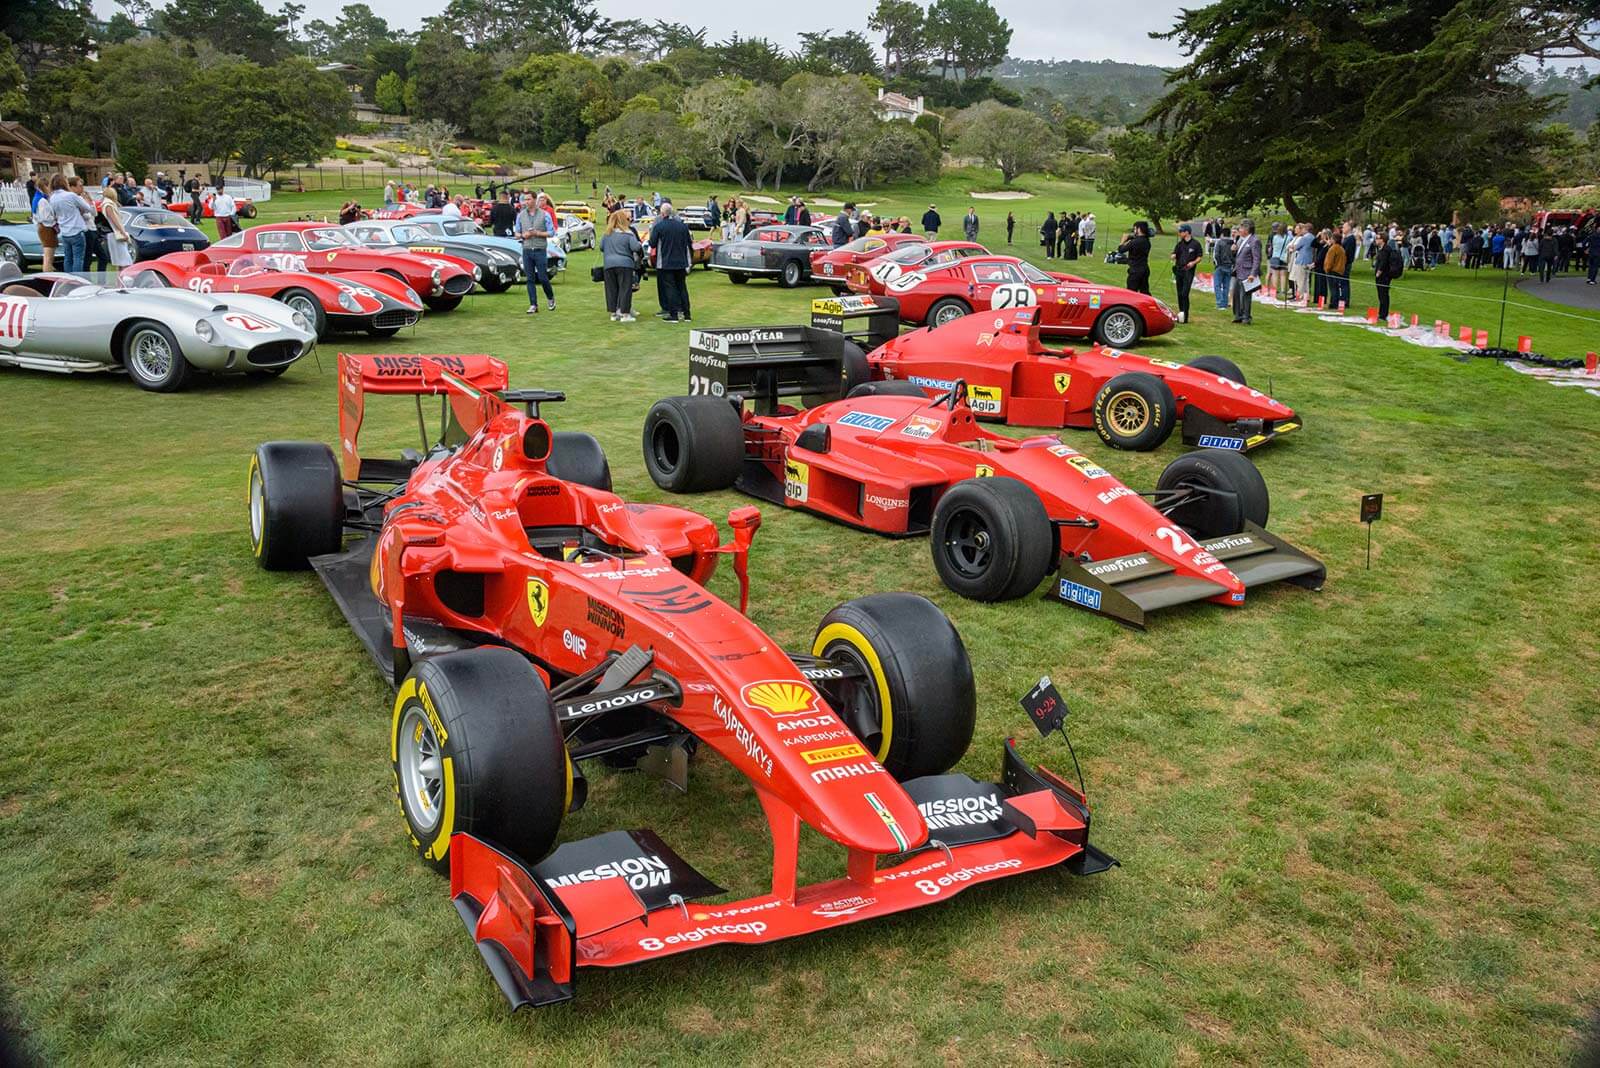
left=645, top=327, right=1324, bottom=626
left=814, top=296, right=1302, bottom=451
left=245, top=351, right=1115, bottom=1007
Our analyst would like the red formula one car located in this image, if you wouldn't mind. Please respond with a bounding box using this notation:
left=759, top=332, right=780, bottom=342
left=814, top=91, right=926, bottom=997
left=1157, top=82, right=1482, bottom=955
left=123, top=252, right=422, bottom=339
left=815, top=296, right=1301, bottom=451
left=207, top=222, right=478, bottom=311
left=646, top=329, right=1323, bottom=626
left=810, top=233, right=927, bottom=291
left=246, top=352, right=1115, bottom=1006
left=876, top=254, right=1176, bottom=347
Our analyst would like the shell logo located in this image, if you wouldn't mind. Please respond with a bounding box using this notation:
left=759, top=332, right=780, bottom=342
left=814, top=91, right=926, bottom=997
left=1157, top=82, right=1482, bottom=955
left=742, top=679, right=821, bottom=718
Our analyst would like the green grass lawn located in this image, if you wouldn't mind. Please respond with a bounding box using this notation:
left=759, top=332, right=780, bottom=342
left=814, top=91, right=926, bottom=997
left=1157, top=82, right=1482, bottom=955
left=2, top=175, right=1599, bottom=1065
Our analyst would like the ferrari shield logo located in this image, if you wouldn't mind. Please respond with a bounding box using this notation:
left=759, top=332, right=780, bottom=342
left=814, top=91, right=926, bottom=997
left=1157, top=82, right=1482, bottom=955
left=1053, top=372, right=1071, bottom=394
left=525, top=578, right=550, bottom=627
left=974, top=464, right=995, bottom=478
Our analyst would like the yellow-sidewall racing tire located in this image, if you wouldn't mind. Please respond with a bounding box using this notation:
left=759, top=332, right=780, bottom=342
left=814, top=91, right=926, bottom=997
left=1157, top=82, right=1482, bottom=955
left=1093, top=372, right=1176, bottom=451
left=248, top=442, right=343, bottom=570
left=812, top=593, right=976, bottom=780
left=391, top=648, right=568, bottom=875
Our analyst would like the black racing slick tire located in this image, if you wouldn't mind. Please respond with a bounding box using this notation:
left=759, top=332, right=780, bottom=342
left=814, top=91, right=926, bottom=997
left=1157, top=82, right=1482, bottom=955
left=779, top=259, right=805, bottom=288
left=248, top=441, right=343, bottom=570
left=1184, top=354, right=1246, bottom=385
left=812, top=593, right=976, bottom=780
left=642, top=396, right=743, bottom=493
left=1093, top=372, right=1176, bottom=451
left=1092, top=305, right=1144, bottom=347
left=839, top=340, right=870, bottom=394
left=547, top=431, right=612, bottom=491
left=930, top=477, right=1055, bottom=602
left=927, top=297, right=971, bottom=328
left=847, top=380, right=925, bottom=399
left=121, top=320, right=193, bottom=392
left=391, top=648, right=569, bottom=875
left=1156, top=448, right=1270, bottom=540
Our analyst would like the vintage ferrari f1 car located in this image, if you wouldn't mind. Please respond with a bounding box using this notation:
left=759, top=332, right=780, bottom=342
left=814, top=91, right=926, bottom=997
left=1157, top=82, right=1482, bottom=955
left=246, top=351, right=1115, bottom=1006
left=645, top=327, right=1324, bottom=626
left=813, top=296, right=1302, bottom=451
left=0, top=264, right=316, bottom=390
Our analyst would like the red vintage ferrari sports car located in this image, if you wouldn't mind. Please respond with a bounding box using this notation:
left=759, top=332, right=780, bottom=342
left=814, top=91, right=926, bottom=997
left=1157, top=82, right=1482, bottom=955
left=207, top=222, right=478, bottom=311
left=246, top=351, right=1114, bottom=1006
left=816, top=296, right=1302, bottom=450
left=843, top=239, right=987, bottom=297
left=810, top=233, right=927, bottom=291
left=877, top=253, right=1177, bottom=347
left=122, top=252, right=422, bottom=339
left=647, top=328, right=1323, bottom=626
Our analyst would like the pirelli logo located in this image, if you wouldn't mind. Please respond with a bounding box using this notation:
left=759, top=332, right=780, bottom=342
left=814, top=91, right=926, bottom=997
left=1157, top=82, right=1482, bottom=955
left=801, top=743, right=869, bottom=765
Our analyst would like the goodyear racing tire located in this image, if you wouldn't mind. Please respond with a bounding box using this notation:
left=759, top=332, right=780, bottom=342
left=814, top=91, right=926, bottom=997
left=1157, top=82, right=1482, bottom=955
left=391, top=648, right=569, bottom=875
left=642, top=396, right=743, bottom=493
left=121, top=320, right=193, bottom=392
left=927, top=297, right=971, bottom=328
left=1092, top=306, right=1144, bottom=347
left=779, top=259, right=805, bottom=288
left=727, top=272, right=749, bottom=285
left=248, top=441, right=343, bottom=570
left=848, top=380, right=925, bottom=399
left=547, top=430, right=612, bottom=491
left=276, top=287, right=326, bottom=339
left=812, top=593, right=976, bottom=780
left=1184, top=354, right=1246, bottom=385
left=423, top=295, right=463, bottom=313
left=930, top=477, right=1055, bottom=602
left=1093, top=372, right=1176, bottom=451
left=1156, top=448, right=1270, bottom=539
left=839, top=340, right=870, bottom=393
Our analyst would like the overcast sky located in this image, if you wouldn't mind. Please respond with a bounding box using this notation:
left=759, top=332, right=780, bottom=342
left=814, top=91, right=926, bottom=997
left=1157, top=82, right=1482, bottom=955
left=93, top=0, right=1191, bottom=66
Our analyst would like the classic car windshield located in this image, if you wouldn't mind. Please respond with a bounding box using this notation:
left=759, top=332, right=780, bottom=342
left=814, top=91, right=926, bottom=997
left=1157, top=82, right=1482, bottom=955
left=306, top=228, right=360, bottom=250
left=348, top=225, right=395, bottom=245
left=213, top=232, right=244, bottom=248
left=392, top=225, right=430, bottom=243
left=438, top=220, right=480, bottom=236
left=227, top=256, right=277, bottom=277
left=885, top=244, right=931, bottom=264
left=133, top=211, right=189, bottom=228
left=839, top=237, right=886, bottom=254
left=1020, top=262, right=1056, bottom=284
left=49, top=277, right=99, bottom=298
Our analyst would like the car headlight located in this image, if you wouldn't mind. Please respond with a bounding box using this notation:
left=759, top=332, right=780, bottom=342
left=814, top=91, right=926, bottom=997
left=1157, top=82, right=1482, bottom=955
left=291, top=310, right=310, bottom=330
left=402, top=286, right=420, bottom=304
left=337, top=291, right=359, bottom=311
left=195, top=319, right=215, bottom=342
left=431, top=268, right=442, bottom=284
left=472, top=266, right=481, bottom=280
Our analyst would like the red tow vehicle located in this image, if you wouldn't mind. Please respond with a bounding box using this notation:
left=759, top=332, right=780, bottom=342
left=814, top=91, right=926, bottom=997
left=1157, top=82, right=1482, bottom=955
left=246, top=352, right=1115, bottom=1006
left=646, top=327, right=1323, bottom=626
left=123, top=252, right=422, bottom=339
left=816, top=295, right=1301, bottom=451
left=207, top=222, right=478, bottom=311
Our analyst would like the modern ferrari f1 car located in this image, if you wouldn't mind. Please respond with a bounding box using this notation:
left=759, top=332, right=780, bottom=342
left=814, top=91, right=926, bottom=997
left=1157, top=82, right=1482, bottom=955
left=812, top=296, right=1302, bottom=451
left=0, top=264, right=316, bottom=390
left=644, top=327, right=1324, bottom=626
left=246, top=351, right=1115, bottom=1006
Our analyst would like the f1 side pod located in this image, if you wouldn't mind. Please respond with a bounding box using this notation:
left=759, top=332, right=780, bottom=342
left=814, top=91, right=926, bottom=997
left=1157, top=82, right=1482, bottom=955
left=448, top=740, right=1117, bottom=1009
left=1049, top=522, right=1325, bottom=628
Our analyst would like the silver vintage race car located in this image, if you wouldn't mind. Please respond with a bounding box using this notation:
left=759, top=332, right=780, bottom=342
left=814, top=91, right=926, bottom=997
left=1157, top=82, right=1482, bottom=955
left=0, top=264, right=317, bottom=391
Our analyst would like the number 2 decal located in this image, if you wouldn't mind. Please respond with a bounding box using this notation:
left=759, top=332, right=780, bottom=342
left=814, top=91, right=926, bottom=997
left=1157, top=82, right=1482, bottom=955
left=1156, top=526, right=1196, bottom=555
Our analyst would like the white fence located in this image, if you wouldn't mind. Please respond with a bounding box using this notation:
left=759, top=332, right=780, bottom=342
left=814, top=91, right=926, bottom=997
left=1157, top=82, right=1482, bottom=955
left=0, top=176, right=272, bottom=216
left=1, top=181, right=27, bottom=214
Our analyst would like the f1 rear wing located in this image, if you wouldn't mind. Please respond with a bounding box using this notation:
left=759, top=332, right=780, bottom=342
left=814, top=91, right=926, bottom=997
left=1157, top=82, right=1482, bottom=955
left=337, top=352, right=511, bottom=481
left=687, top=326, right=850, bottom=414
left=808, top=294, right=901, bottom=352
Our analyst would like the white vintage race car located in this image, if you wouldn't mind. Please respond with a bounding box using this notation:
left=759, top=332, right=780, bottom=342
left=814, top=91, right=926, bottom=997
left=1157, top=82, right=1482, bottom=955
left=556, top=213, right=596, bottom=252
left=0, top=265, right=317, bottom=392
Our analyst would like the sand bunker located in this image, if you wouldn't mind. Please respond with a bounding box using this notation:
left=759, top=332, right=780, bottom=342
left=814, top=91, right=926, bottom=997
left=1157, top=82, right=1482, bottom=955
left=969, top=190, right=1034, bottom=200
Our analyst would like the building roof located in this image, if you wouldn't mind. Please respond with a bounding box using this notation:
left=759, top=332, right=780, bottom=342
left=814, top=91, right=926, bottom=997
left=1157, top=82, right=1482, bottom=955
left=877, top=91, right=919, bottom=112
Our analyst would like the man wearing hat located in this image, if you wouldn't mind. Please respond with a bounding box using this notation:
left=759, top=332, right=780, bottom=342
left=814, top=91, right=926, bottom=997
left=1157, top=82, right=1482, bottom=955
left=1171, top=223, right=1204, bottom=323
left=921, top=204, right=941, bottom=240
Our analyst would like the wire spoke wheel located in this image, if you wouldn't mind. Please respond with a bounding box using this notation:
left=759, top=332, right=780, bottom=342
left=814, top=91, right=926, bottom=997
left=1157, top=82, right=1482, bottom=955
left=1102, top=310, right=1137, bottom=345
left=130, top=329, right=173, bottom=380
left=398, top=707, right=444, bottom=832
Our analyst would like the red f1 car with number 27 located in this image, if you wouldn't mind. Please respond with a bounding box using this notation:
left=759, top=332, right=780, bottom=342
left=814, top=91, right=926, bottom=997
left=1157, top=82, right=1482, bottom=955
left=645, top=326, right=1324, bottom=626
left=245, top=351, right=1115, bottom=1007
left=814, top=295, right=1303, bottom=451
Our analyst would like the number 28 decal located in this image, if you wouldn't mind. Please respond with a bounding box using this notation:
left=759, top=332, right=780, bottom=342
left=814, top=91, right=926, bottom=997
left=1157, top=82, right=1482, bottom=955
left=989, top=283, right=1037, bottom=310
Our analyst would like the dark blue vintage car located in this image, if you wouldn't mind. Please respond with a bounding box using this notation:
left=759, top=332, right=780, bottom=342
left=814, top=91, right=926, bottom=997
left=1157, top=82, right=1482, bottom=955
left=709, top=225, right=831, bottom=288
left=122, top=207, right=211, bottom=261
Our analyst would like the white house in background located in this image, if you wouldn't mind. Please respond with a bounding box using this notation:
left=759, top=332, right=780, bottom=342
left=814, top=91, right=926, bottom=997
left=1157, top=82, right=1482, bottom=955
left=875, top=88, right=926, bottom=122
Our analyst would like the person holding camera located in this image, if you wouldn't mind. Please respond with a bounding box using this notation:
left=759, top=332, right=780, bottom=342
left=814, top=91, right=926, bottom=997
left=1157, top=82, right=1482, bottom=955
left=1118, top=221, right=1152, bottom=294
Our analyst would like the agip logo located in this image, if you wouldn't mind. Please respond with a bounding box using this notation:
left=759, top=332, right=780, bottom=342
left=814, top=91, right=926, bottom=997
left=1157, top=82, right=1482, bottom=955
left=742, top=680, right=822, bottom=718
left=525, top=578, right=550, bottom=627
